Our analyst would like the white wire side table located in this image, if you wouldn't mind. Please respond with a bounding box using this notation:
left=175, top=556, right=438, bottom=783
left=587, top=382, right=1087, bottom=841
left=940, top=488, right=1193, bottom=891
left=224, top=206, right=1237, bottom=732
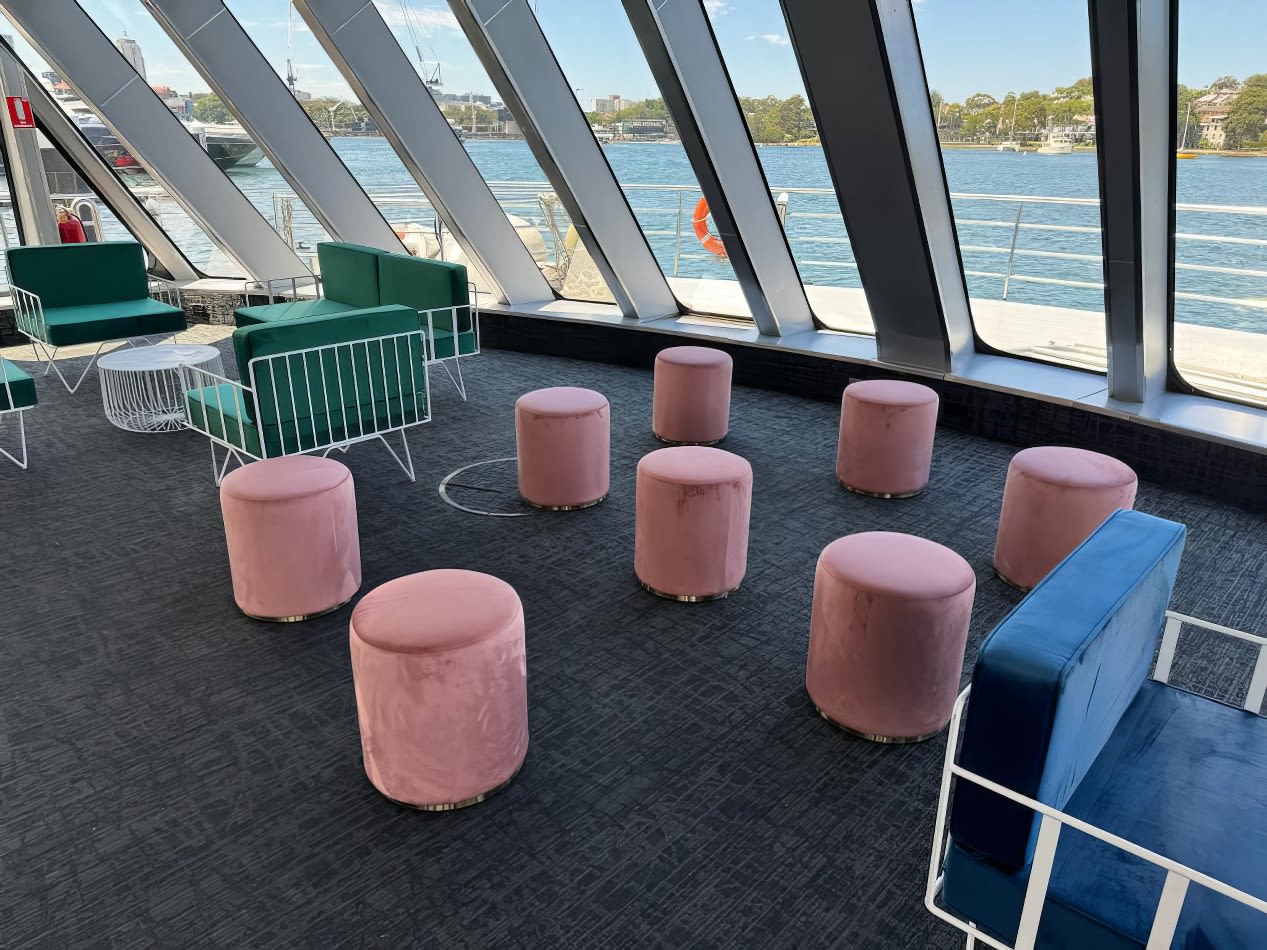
left=98, top=344, right=224, bottom=433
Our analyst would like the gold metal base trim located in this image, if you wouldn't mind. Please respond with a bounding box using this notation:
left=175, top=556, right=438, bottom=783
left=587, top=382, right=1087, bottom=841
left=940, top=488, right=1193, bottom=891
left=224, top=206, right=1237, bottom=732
left=653, top=431, right=724, bottom=447
left=839, top=479, right=926, bottom=500
left=638, top=578, right=736, bottom=603
left=994, top=568, right=1033, bottom=594
left=520, top=492, right=608, bottom=512
left=241, top=594, right=355, bottom=624
left=815, top=706, right=944, bottom=744
left=383, top=763, right=522, bottom=812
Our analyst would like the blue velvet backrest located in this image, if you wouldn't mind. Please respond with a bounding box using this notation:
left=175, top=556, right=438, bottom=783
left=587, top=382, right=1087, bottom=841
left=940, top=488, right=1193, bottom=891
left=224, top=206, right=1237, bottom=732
left=949, top=510, right=1186, bottom=872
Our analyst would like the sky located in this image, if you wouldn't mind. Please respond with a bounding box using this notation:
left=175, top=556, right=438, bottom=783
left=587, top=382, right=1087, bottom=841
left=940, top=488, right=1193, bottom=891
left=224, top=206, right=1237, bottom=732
left=3, top=0, right=1265, bottom=107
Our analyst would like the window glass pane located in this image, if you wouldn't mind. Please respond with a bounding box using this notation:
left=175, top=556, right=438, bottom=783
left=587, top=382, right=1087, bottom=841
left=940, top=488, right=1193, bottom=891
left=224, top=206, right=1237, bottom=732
left=707, top=3, right=872, bottom=335
left=914, top=0, right=1107, bottom=373
left=533, top=0, right=746, bottom=315
left=1173, top=2, right=1267, bottom=407
left=365, top=1, right=588, bottom=299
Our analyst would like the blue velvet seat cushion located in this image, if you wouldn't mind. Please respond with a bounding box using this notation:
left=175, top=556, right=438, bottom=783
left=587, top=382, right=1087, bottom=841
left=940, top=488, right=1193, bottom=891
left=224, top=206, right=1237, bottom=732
left=951, top=510, right=1187, bottom=870
left=943, top=680, right=1267, bottom=948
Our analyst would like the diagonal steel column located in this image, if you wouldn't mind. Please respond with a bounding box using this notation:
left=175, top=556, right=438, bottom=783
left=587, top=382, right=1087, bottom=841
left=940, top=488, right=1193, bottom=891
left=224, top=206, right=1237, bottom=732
left=781, top=0, right=973, bottom=372
left=2, top=0, right=307, bottom=281
left=624, top=0, right=812, bottom=337
left=293, top=0, right=554, bottom=305
left=454, top=0, right=679, bottom=320
left=143, top=0, right=404, bottom=254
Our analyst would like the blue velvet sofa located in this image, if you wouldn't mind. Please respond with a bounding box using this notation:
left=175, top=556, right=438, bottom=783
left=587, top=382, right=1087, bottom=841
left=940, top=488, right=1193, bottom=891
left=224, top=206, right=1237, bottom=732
left=928, top=509, right=1267, bottom=948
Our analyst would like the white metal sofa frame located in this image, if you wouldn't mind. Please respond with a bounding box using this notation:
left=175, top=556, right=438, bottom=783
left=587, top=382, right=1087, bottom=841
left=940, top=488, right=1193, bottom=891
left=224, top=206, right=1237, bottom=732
left=925, top=610, right=1267, bottom=950
left=243, top=275, right=480, bottom=400
left=179, top=329, right=431, bottom=486
left=9, top=279, right=184, bottom=394
left=0, top=366, right=31, bottom=469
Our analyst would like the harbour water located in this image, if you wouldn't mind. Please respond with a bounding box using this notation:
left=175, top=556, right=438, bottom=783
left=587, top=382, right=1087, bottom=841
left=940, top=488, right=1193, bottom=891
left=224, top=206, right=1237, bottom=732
left=168, top=139, right=1267, bottom=335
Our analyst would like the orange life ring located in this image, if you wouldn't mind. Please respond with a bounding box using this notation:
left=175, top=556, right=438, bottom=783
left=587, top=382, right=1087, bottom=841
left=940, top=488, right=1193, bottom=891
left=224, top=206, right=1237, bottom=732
left=692, top=197, right=728, bottom=258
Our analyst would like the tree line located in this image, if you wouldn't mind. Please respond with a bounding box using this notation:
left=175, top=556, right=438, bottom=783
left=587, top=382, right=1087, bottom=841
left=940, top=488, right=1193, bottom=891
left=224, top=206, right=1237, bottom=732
left=589, top=95, right=817, bottom=144
left=929, top=78, right=1095, bottom=143
left=1177, top=75, right=1267, bottom=149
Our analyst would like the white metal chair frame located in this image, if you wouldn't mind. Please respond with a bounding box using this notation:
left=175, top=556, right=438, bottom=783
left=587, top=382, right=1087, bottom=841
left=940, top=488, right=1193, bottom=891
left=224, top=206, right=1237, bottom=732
left=179, top=328, right=431, bottom=486
left=242, top=277, right=479, bottom=400
left=10, top=278, right=184, bottom=394
left=926, top=611, right=1267, bottom=950
left=0, top=367, right=30, bottom=469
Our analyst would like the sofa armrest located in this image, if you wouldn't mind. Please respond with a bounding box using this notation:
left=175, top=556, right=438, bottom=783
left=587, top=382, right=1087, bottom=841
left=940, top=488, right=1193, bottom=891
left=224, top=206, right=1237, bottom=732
left=9, top=285, right=48, bottom=344
left=148, top=277, right=183, bottom=309
left=1154, top=611, right=1267, bottom=714
left=179, top=362, right=256, bottom=447
left=241, top=274, right=323, bottom=307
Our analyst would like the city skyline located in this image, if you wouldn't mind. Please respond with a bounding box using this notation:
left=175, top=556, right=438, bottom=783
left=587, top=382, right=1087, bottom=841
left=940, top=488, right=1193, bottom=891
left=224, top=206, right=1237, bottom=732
left=3, top=1, right=1265, bottom=108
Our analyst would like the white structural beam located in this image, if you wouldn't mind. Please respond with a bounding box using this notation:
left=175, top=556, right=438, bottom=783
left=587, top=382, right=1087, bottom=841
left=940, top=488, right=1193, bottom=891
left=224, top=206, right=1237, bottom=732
left=625, top=0, right=813, bottom=337
left=293, top=0, right=554, bottom=305
left=2, top=0, right=308, bottom=281
left=0, top=41, right=57, bottom=244
left=142, top=0, right=405, bottom=254
left=454, top=0, right=679, bottom=320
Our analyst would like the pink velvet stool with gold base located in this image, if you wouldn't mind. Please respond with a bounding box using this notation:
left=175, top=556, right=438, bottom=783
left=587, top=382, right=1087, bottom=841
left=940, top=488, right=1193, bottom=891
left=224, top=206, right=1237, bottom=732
left=806, top=532, right=975, bottom=743
left=836, top=379, right=939, bottom=498
left=635, top=446, right=753, bottom=601
left=349, top=569, right=528, bottom=810
left=994, top=446, right=1138, bottom=590
left=219, top=455, right=360, bottom=622
left=516, top=387, right=610, bottom=510
left=652, top=346, right=733, bottom=445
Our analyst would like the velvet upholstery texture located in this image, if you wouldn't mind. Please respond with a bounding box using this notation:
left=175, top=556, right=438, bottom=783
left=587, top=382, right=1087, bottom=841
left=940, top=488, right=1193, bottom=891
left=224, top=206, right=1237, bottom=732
left=349, top=570, right=529, bottom=809
left=634, top=446, right=752, bottom=600
left=0, top=357, right=37, bottom=411
left=805, top=532, right=975, bottom=741
left=835, top=379, right=939, bottom=497
left=219, top=456, right=361, bottom=621
left=651, top=346, right=733, bottom=444
left=515, top=387, right=610, bottom=509
left=994, top=446, right=1138, bottom=589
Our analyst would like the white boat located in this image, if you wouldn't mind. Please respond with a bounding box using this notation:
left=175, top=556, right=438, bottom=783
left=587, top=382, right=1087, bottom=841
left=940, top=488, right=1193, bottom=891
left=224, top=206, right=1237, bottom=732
left=1037, top=131, right=1074, bottom=154
left=996, top=141, right=1022, bottom=152
left=997, top=95, right=1022, bottom=151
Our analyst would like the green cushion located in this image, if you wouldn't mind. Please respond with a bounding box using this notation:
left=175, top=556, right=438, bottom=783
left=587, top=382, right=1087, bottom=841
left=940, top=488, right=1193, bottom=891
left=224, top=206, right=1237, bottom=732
left=40, top=299, right=186, bottom=347
left=431, top=327, right=479, bottom=361
left=234, top=297, right=355, bottom=328
left=0, top=357, right=36, bottom=411
left=7, top=242, right=149, bottom=307
left=185, top=383, right=261, bottom=457
left=317, top=242, right=383, bottom=309
left=377, top=253, right=468, bottom=314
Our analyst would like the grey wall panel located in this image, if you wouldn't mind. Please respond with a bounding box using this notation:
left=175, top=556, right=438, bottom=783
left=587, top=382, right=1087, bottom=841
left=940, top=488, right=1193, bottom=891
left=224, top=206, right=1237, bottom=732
left=781, top=0, right=969, bottom=373
left=627, top=0, right=813, bottom=337
left=143, top=0, right=405, bottom=254
left=456, top=0, right=678, bottom=320
left=2, top=0, right=307, bottom=280
left=0, top=44, right=59, bottom=245
left=292, top=0, right=555, bottom=305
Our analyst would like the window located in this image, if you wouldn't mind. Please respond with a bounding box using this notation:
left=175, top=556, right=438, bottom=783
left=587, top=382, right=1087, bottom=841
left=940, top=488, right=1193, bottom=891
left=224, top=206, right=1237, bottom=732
left=1172, top=1, right=1267, bottom=407
left=913, top=0, right=1107, bottom=373
left=533, top=0, right=745, bottom=313
left=707, top=2, right=872, bottom=334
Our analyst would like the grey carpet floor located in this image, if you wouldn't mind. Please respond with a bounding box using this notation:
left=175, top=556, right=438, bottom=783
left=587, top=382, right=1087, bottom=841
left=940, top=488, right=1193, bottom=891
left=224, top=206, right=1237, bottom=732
left=1, top=342, right=1264, bottom=949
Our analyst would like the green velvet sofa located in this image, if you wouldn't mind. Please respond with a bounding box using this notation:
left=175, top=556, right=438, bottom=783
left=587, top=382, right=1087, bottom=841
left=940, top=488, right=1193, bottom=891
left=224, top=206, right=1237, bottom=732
left=237, top=242, right=476, bottom=397
left=6, top=242, right=186, bottom=393
left=183, top=304, right=430, bottom=484
left=0, top=357, right=36, bottom=469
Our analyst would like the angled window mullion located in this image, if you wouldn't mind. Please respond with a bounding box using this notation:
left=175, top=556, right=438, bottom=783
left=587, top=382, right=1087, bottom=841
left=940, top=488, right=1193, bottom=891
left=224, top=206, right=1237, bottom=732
left=453, top=0, right=679, bottom=321
left=2, top=0, right=308, bottom=281
left=624, top=0, right=813, bottom=337
left=143, top=0, right=404, bottom=255
left=781, top=0, right=971, bottom=373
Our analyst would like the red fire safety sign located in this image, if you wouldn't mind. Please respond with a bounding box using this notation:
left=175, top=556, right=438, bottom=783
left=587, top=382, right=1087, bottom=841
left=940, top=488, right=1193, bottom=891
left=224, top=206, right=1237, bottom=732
left=6, top=96, right=34, bottom=129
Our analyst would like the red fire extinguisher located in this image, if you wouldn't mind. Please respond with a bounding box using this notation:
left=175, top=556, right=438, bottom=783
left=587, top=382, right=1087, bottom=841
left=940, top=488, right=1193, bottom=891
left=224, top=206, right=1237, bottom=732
left=57, top=206, right=87, bottom=244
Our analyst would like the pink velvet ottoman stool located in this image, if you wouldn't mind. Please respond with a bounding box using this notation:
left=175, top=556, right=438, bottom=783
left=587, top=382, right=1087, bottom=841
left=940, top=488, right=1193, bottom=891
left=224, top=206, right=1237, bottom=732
left=806, top=532, right=975, bottom=742
left=652, top=346, right=733, bottom=445
left=516, top=386, right=610, bottom=510
left=994, top=446, right=1138, bottom=590
left=836, top=379, right=939, bottom=498
left=219, top=455, right=360, bottom=622
left=350, top=569, right=528, bottom=810
left=635, top=446, right=753, bottom=601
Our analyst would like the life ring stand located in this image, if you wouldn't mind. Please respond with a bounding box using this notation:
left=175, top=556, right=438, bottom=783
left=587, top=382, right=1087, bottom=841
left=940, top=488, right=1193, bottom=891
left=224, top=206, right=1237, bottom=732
left=692, top=197, right=728, bottom=258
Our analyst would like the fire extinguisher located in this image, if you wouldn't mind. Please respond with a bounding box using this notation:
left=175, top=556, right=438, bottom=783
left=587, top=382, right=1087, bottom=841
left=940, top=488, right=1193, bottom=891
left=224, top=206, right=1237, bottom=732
left=57, top=206, right=87, bottom=244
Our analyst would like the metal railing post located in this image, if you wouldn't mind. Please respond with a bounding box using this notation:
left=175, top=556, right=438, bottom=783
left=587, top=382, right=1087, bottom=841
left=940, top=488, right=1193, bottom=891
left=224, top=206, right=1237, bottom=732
left=1002, top=201, right=1024, bottom=300
left=673, top=190, right=684, bottom=277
